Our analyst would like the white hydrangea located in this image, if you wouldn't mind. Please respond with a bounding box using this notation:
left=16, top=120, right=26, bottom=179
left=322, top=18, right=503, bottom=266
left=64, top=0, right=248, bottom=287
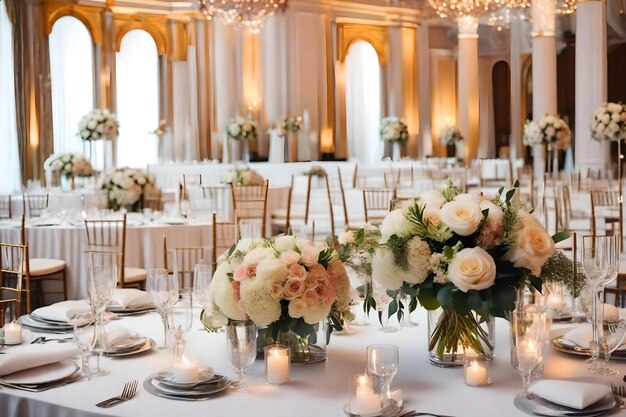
left=380, top=209, right=413, bottom=243
left=240, top=276, right=282, bottom=327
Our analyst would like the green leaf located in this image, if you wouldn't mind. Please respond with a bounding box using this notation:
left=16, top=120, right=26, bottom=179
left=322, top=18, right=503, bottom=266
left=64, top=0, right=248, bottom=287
left=492, top=286, right=517, bottom=312
left=514, top=179, right=520, bottom=188
left=467, top=291, right=483, bottom=310
left=497, top=186, right=504, bottom=196
left=388, top=298, right=399, bottom=317
left=437, top=285, right=455, bottom=310
left=482, top=208, right=489, bottom=220
left=551, top=231, right=570, bottom=244
left=443, top=246, right=454, bottom=260
left=505, top=189, right=516, bottom=204
left=355, top=228, right=365, bottom=246
left=417, top=288, right=440, bottom=310
left=409, top=296, right=418, bottom=312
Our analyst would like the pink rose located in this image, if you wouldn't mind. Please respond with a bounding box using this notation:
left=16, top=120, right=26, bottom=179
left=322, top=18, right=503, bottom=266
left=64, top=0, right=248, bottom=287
left=300, top=246, right=319, bottom=267
left=303, top=289, right=320, bottom=305
left=269, top=282, right=284, bottom=300
left=315, top=284, right=328, bottom=301
left=246, top=264, right=257, bottom=277
left=326, top=272, right=337, bottom=288
left=281, top=251, right=300, bottom=265
left=288, top=264, right=306, bottom=280
left=234, top=264, right=248, bottom=282
left=304, top=275, right=318, bottom=290
left=308, top=264, right=327, bottom=282
left=231, top=281, right=241, bottom=301
left=284, top=278, right=305, bottom=299
left=288, top=299, right=307, bottom=318
left=324, top=286, right=336, bottom=305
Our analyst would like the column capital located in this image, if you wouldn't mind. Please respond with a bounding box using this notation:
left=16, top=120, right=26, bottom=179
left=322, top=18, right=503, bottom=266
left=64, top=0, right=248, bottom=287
left=457, top=15, right=478, bottom=39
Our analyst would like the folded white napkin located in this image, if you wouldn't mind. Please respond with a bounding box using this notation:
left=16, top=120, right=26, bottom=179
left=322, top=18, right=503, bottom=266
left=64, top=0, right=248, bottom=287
left=0, top=344, right=78, bottom=376
left=104, top=325, right=135, bottom=347
left=529, top=380, right=612, bottom=410
left=32, top=300, right=91, bottom=323
left=110, top=289, right=152, bottom=308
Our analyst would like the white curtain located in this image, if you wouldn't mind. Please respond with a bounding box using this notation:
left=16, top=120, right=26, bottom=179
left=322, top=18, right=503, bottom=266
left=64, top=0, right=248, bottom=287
left=0, top=1, right=21, bottom=193
left=49, top=16, right=94, bottom=156
left=115, top=29, right=159, bottom=168
left=345, top=41, right=382, bottom=164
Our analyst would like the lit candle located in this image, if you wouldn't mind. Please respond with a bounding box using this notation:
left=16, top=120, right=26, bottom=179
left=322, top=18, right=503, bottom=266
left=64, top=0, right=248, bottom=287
left=172, top=355, right=199, bottom=383
left=464, top=358, right=490, bottom=387
left=4, top=321, right=21, bottom=345
left=546, top=293, right=564, bottom=311
left=265, top=345, right=290, bottom=385
left=350, top=375, right=382, bottom=417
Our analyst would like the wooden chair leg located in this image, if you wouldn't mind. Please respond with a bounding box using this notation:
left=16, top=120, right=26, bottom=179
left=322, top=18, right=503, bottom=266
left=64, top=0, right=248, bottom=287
left=62, top=269, right=68, bottom=300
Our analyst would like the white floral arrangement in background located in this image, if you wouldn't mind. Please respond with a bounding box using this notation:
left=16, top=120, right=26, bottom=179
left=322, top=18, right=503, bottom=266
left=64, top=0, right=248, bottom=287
left=226, top=116, right=258, bottom=141
left=100, top=167, right=155, bottom=210
left=590, top=102, right=626, bottom=142
left=219, top=167, right=264, bottom=186
left=208, top=235, right=352, bottom=340
left=380, top=117, right=409, bottom=142
left=279, top=116, right=303, bottom=135
left=523, top=113, right=571, bottom=149
left=78, top=108, right=119, bottom=142
left=439, top=125, right=464, bottom=145
left=43, top=153, right=94, bottom=178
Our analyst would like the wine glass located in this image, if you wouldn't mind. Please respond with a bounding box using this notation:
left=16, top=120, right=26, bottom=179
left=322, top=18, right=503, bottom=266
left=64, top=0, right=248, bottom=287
left=226, top=320, right=257, bottom=391
left=582, top=234, right=618, bottom=373
left=512, top=309, right=544, bottom=397
left=168, top=289, right=193, bottom=358
left=193, top=264, right=224, bottom=332
left=147, top=268, right=179, bottom=349
left=598, top=319, right=626, bottom=375
left=71, top=312, right=95, bottom=378
left=86, top=260, right=117, bottom=376
left=366, top=344, right=399, bottom=407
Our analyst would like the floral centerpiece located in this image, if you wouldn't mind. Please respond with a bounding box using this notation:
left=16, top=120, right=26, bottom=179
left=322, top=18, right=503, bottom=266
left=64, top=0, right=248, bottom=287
left=370, top=182, right=566, bottom=365
left=439, top=125, right=463, bottom=145
left=590, top=102, right=626, bottom=142
left=100, top=167, right=155, bottom=211
left=380, top=117, right=409, bottom=143
left=207, top=236, right=352, bottom=362
left=279, top=116, right=303, bottom=135
left=226, top=116, right=258, bottom=141
left=303, top=165, right=327, bottom=178
left=220, top=167, right=264, bottom=186
left=44, top=153, right=94, bottom=178
left=78, top=108, right=119, bottom=142
left=523, top=114, right=571, bottom=150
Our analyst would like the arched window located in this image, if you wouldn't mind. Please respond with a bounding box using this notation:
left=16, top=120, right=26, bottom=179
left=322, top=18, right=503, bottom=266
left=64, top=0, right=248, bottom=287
left=49, top=16, right=95, bottom=155
left=115, top=29, right=159, bottom=168
left=345, top=40, right=382, bottom=164
left=0, top=1, right=21, bottom=193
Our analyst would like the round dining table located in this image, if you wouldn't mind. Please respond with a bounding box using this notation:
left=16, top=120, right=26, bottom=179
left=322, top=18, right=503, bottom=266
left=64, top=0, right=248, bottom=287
left=0, top=309, right=624, bottom=417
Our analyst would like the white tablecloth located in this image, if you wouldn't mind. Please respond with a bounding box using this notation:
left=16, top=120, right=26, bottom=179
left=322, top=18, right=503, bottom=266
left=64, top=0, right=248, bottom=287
left=1, top=310, right=623, bottom=417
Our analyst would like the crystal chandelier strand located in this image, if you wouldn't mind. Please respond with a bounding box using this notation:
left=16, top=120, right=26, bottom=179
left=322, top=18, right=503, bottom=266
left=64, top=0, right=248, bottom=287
left=199, top=0, right=288, bottom=34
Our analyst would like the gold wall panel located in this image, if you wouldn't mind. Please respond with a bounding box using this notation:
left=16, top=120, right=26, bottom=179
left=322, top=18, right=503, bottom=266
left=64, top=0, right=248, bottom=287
left=337, top=22, right=388, bottom=66
left=44, top=2, right=103, bottom=44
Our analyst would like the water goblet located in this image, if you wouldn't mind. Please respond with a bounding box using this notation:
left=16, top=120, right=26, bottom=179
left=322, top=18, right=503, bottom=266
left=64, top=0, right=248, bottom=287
left=147, top=268, right=179, bottom=349
left=86, top=262, right=117, bottom=376
left=598, top=319, right=626, bottom=375
left=71, top=312, right=95, bottom=378
left=366, top=344, right=399, bottom=407
left=168, top=289, right=193, bottom=358
left=512, top=310, right=544, bottom=397
left=226, top=320, right=257, bottom=391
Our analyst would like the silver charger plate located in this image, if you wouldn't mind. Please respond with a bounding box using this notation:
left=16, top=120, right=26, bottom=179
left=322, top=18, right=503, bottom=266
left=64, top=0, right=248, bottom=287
left=106, top=305, right=155, bottom=316
left=154, top=368, right=218, bottom=389
left=550, top=336, right=626, bottom=360
left=143, top=376, right=231, bottom=401
left=105, top=338, right=155, bottom=357
left=514, top=393, right=620, bottom=417
left=19, top=315, right=73, bottom=332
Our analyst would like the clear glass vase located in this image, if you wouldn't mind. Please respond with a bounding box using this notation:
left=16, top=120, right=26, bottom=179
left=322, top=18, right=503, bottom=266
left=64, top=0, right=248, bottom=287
left=258, top=320, right=328, bottom=364
left=392, top=142, right=401, bottom=162
left=427, top=308, right=495, bottom=367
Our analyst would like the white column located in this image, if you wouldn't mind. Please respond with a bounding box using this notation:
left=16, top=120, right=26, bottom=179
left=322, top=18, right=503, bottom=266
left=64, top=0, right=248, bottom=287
left=509, top=19, right=524, bottom=161
left=418, top=23, right=433, bottom=157
left=457, top=16, right=479, bottom=164
left=575, top=0, right=608, bottom=171
left=531, top=0, right=557, bottom=179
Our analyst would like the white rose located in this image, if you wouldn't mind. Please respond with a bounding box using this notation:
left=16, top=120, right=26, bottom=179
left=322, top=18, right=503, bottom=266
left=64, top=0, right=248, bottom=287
left=338, top=231, right=355, bottom=245
left=545, top=126, right=556, bottom=138
left=448, top=247, right=496, bottom=293
left=87, top=120, right=97, bottom=130
left=235, top=238, right=254, bottom=252
left=503, top=221, right=555, bottom=276
left=299, top=244, right=321, bottom=267
left=601, top=114, right=610, bottom=125
left=439, top=199, right=483, bottom=236
left=479, top=200, right=504, bottom=224
left=274, top=235, right=296, bottom=252
left=228, top=124, right=241, bottom=137
left=419, top=190, right=445, bottom=210
left=611, top=113, right=621, bottom=122
left=380, top=209, right=412, bottom=243
left=608, top=103, right=622, bottom=113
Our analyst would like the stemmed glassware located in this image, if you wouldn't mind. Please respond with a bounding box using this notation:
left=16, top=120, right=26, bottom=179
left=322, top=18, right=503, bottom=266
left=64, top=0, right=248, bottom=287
left=147, top=268, right=179, bottom=349
left=226, top=320, right=257, bottom=391
left=366, top=344, right=399, bottom=407
left=599, top=319, right=626, bottom=375
left=512, top=309, right=546, bottom=397
left=582, top=235, right=618, bottom=373
left=168, top=289, right=193, bottom=358
left=86, top=261, right=117, bottom=376
left=72, top=312, right=95, bottom=378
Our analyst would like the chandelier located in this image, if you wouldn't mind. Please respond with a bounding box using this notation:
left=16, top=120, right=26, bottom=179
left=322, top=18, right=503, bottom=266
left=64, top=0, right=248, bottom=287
left=199, top=0, right=288, bottom=34
left=486, top=0, right=576, bottom=31
left=428, top=0, right=507, bottom=19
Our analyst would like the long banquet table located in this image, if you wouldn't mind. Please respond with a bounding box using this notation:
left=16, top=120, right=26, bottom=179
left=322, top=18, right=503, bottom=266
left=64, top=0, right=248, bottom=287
left=1, top=310, right=624, bottom=417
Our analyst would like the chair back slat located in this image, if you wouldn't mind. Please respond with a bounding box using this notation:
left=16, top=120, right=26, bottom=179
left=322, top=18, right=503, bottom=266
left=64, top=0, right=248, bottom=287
left=0, top=196, right=11, bottom=219
left=211, top=212, right=238, bottom=273
left=0, top=242, right=26, bottom=326
left=84, top=215, right=128, bottom=286
left=230, top=179, right=269, bottom=237
left=23, top=194, right=49, bottom=218
left=363, top=188, right=397, bottom=224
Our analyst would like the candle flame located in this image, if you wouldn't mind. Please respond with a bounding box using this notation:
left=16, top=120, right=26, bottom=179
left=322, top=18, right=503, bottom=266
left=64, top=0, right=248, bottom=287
left=181, top=355, right=191, bottom=366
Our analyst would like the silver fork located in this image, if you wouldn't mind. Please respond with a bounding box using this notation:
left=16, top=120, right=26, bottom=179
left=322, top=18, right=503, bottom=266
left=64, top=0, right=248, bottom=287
left=95, top=380, right=138, bottom=408
left=611, top=382, right=626, bottom=397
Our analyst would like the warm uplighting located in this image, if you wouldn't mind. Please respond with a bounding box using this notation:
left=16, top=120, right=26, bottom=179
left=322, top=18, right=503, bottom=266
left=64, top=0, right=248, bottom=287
left=320, top=128, right=334, bottom=153
left=199, top=0, right=288, bottom=34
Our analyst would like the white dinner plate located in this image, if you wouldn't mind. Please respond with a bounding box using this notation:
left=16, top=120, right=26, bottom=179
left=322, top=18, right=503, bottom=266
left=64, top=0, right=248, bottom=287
left=19, top=315, right=73, bottom=332
left=1, top=360, right=78, bottom=385
left=149, top=375, right=231, bottom=397
left=161, top=219, right=187, bottom=225
left=154, top=368, right=217, bottom=389
left=105, top=338, right=155, bottom=357
left=514, top=393, right=620, bottom=417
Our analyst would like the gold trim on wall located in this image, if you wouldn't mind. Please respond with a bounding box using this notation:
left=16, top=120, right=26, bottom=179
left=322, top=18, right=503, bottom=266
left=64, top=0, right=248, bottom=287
left=337, top=22, right=388, bottom=66
left=114, top=14, right=169, bottom=56
left=44, top=2, right=103, bottom=44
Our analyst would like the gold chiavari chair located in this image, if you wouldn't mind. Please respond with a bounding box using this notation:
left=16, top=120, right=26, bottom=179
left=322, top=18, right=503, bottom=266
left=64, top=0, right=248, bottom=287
left=23, top=194, right=49, bottom=218
left=163, top=235, right=209, bottom=290
left=0, top=242, right=26, bottom=326
left=334, top=168, right=350, bottom=230
left=0, top=195, right=11, bottom=219
left=84, top=214, right=147, bottom=288
left=362, top=188, right=397, bottom=225
left=20, top=215, right=67, bottom=312
left=230, top=179, right=269, bottom=237
left=211, top=212, right=238, bottom=273
left=182, top=174, right=203, bottom=200
left=271, top=176, right=297, bottom=235
left=590, top=189, right=623, bottom=251
left=142, top=187, right=163, bottom=211
left=200, top=185, right=230, bottom=218
left=389, top=197, right=416, bottom=211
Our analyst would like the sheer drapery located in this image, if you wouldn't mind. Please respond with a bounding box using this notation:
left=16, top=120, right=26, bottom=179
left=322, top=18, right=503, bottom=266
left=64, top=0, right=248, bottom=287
left=345, top=41, right=382, bottom=164
left=49, top=16, right=95, bottom=156
left=115, top=29, right=159, bottom=168
left=0, top=1, right=21, bottom=193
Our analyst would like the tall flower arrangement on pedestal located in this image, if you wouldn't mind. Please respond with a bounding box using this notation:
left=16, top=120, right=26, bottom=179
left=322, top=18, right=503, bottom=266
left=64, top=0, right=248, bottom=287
left=277, top=116, right=303, bottom=136
left=380, top=117, right=408, bottom=162
left=226, top=116, right=258, bottom=141
left=523, top=114, right=571, bottom=150
left=219, top=167, right=264, bottom=185
left=100, top=167, right=155, bottom=211
left=590, top=102, right=626, bottom=142
left=77, top=109, right=119, bottom=142
left=439, top=125, right=463, bottom=146
left=44, top=153, right=94, bottom=178
left=370, top=182, right=566, bottom=363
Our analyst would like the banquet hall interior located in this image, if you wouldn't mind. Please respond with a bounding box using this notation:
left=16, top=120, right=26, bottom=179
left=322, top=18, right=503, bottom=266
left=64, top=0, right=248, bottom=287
left=2, top=0, right=626, bottom=416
